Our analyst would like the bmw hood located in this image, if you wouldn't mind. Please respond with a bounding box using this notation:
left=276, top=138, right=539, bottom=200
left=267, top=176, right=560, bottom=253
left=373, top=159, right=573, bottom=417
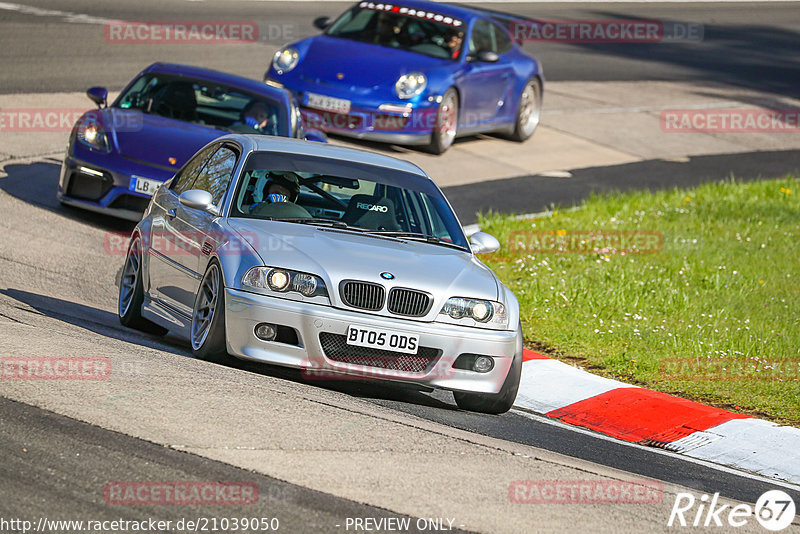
left=108, top=108, right=222, bottom=171
left=297, top=35, right=449, bottom=89
left=228, top=219, right=500, bottom=306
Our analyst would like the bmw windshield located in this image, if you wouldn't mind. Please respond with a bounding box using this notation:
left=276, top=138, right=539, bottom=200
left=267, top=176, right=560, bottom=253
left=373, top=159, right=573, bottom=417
left=230, top=151, right=470, bottom=251
left=325, top=5, right=465, bottom=60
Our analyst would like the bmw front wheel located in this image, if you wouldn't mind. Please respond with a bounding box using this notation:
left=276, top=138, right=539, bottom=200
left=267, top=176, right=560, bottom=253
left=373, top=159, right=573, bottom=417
left=453, top=323, right=523, bottom=414
left=191, top=261, right=229, bottom=362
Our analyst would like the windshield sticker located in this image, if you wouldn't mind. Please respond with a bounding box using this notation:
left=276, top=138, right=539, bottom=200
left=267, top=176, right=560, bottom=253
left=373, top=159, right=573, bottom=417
left=358, top=2, right=464, bottom=27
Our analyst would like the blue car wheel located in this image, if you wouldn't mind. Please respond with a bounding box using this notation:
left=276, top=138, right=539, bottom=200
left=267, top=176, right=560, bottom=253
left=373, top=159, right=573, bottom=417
left=509, top=78, right=542, bottom=142
left=427, top=88, right=458, bottom=155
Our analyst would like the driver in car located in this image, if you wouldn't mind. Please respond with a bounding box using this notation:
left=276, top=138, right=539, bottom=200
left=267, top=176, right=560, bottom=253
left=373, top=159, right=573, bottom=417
left=250, top=171, right=311, bottom=218
left=240, top=101, right=274, bottom=134
left=446, top=29, right=464, bottom=59
left=374, top=12, right=402, bottom=46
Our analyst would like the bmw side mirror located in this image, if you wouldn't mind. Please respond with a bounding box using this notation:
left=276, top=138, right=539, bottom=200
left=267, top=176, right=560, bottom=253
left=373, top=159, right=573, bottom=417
left=469, top=232, right=501, bottom=254
left=179, top=189, right=216, bottom=214
left=87, top=86, right=108, bottom=109
left=473, top=49, right=500, bottom=63
left=313, top=16, right=331, bottom=30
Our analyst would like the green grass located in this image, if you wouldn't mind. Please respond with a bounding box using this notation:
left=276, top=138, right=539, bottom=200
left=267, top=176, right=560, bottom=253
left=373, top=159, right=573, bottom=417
left=480, top=177, right=800, bottom=425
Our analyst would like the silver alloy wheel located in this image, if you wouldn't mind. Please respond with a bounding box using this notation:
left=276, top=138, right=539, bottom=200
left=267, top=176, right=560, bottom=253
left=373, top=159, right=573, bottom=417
left=518, top=81, right=541, bottom=138
left=118, top=238, right=140, bottom=317
left=436, top=91, right=458, bottom=149
left=192, top=264, right=220, bottom=350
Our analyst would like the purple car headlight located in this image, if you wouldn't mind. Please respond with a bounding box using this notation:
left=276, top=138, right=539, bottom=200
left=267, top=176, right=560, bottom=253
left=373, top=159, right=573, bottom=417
left=76, top=116, right=110, bottom=153
left=395, top=72, right=427, bottom=99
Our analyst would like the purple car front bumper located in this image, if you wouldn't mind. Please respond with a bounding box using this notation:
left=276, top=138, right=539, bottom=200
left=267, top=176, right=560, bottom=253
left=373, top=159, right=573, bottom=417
left=57, top=143, right=175, bottom=221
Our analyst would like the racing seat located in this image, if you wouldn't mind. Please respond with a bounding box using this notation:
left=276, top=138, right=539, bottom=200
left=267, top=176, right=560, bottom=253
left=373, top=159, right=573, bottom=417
left=153, top=82, right=197, bottom=122
left=353, top=197, right=401, bottom=232
left=342, top=194, right=379, bottom=225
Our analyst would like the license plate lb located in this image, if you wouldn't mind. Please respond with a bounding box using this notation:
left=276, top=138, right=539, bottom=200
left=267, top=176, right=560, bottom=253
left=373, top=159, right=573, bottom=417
left=129, top=176, right=161, bottom=197
left=346, top=326, right=419, bottom=355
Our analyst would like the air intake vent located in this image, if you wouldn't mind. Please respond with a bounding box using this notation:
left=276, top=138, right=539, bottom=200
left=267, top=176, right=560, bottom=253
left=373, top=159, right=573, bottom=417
left=387, top=288, right=432, bottom=317
left=319, top=332, right=440, bottom=373
left=339, top=280, right=385, bottom=311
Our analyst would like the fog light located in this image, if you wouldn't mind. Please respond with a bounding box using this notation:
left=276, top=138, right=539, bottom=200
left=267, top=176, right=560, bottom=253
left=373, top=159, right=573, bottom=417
left=473, top=356, right=494, bottom=373
left=254, top=323, right=277, bottom=341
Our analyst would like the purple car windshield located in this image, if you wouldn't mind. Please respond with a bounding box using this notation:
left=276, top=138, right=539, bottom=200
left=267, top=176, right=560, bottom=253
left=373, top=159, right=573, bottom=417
left=115, top=73, right=287, bottom=136
left=326, top=4, right=465, bottom=61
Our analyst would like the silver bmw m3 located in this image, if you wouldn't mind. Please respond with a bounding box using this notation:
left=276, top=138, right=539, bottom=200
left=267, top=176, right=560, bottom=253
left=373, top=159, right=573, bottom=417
left=118, top=134, right=522, bottom=413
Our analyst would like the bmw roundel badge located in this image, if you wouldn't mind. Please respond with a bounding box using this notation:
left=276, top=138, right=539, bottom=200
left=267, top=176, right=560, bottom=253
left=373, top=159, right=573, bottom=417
left=380, top=272, right=395, bottom=280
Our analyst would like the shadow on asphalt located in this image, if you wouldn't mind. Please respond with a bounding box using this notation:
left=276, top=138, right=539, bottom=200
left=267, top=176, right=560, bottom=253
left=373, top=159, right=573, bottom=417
left=326, top=132, right=490, bottom=157
left=0, top=288, right=188, bottom=358
left=0, top=286, right=457, bottom=411
left=548, top=11, right=800, bottom=97
left=0, top=158, right=134, bottom=232
left=444, top=148, right=800, bottom=224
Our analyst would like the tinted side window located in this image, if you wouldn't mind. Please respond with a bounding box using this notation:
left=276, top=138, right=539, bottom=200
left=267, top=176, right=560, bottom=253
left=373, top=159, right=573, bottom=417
left=172, top=145, right=216, bottom=194
left=192, top=146, right=237, bottom=206
left=492, top=22, right=513, bottom=54
left=468, top=20, right=494, bottom=54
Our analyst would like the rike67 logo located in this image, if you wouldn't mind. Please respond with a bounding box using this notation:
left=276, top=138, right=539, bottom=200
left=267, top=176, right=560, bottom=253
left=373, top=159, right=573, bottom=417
left=669, top=490, right=796, bottom=531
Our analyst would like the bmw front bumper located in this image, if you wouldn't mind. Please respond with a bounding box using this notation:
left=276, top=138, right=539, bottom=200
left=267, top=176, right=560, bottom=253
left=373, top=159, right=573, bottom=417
left=224, top=287, right=518, bottom=394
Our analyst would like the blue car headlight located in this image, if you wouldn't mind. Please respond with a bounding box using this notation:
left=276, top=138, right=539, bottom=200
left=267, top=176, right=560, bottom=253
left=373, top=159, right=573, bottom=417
left=272, top=47, right=300, bottom=75
left=437, top=297, right=508, bottom=329
left=395, top=72, right=427, bottom=99
left=76, top=116, right=110, bottom=153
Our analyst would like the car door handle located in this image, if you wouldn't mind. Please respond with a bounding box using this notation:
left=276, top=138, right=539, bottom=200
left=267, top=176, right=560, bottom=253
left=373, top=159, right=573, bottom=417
left=167, top=208, right=177, bottom=218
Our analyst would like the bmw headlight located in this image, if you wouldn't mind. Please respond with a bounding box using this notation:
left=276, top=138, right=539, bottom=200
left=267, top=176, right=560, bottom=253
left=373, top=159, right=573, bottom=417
left=272, top=47, right=300, bottom=75
left=242, top=267, right=328, bottom=299
left=76, top=116, right=110, bottom=153
left=395, top=72, right=427, bottom=99
left=438, top=297, right=508, bottom=329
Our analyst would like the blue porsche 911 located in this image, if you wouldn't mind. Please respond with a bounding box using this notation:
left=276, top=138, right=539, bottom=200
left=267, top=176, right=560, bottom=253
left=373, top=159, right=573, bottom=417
left=58, top=62, right=325, bottom=221
left=265, top=0, right=543, bottom=154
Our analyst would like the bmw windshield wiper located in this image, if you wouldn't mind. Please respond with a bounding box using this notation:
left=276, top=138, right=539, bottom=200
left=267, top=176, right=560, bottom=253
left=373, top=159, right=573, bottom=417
left=371, top=231, right=469, bottom=251
left=263, top=217, right=368, bottom=232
